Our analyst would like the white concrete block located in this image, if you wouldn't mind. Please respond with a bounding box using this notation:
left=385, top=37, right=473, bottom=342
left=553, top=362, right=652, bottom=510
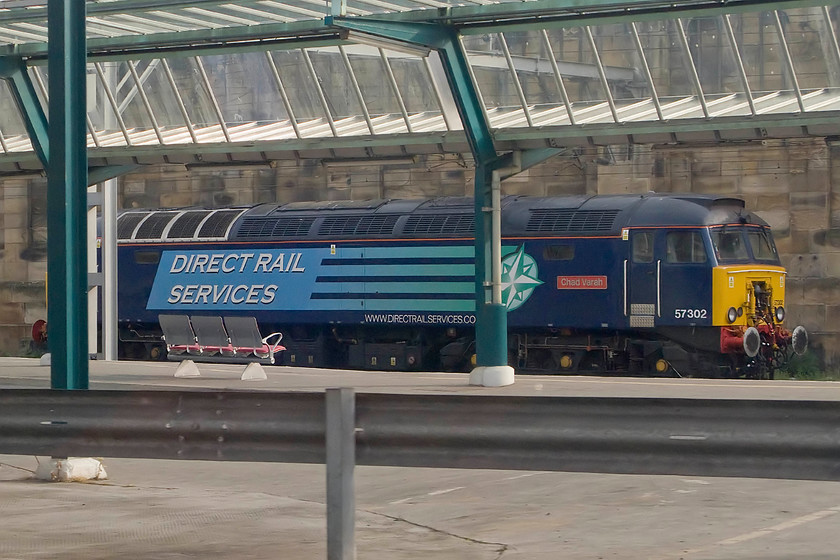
left=174, top=359, right=201, bottom=378
left=35, top=457, right=108, bottom=482
left=240, top=362, right=267, bottom=381
left=469, top=365, right=515, bottom=387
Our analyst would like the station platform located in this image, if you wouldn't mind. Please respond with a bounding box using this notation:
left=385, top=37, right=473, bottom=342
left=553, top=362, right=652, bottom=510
left=2, top=358, right=840, bottom=559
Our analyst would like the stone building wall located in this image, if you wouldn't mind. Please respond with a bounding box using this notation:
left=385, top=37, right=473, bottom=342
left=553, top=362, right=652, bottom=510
left=1, top=138, right=837, bottom=368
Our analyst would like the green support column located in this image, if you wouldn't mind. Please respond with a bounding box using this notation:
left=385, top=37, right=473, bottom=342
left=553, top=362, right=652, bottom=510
left=328, top=17, right=513, bottom=385
left=47, top=0, right=88, bottom=390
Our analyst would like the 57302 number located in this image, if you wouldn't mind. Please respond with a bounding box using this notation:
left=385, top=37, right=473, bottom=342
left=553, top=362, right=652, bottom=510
left=674, top=308, right=707, bottom=319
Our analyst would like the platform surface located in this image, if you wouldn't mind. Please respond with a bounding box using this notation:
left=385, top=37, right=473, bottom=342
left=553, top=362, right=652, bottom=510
left=2, top=357, right=840, bottom=559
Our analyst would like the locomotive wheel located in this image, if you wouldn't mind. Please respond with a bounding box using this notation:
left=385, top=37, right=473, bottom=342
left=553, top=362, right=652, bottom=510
left=743, top=327, right=761, bottom=358
left=792, top=326, right=808, bottom=356
left=149, top=343, right=167, bottom=361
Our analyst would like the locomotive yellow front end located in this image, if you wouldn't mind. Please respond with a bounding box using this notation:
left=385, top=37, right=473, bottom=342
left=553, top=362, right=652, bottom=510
left=710, top=226, right=808, bottom=378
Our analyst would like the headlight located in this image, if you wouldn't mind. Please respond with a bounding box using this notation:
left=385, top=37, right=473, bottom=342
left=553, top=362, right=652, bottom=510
left=775, top=306, right=785, bottom=322
left=727, top=307, right=738, bottom=323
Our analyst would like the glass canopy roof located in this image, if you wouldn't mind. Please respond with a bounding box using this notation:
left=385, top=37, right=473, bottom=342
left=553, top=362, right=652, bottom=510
left=0, top=0, right=516, bottom=46
left=1, top=1, right=839, bottom=171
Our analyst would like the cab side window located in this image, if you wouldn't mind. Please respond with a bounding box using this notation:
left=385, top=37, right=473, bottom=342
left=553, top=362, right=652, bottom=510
left=632, top=232, right=654, bottom=263
left=666, top=231, right=707, bottom=263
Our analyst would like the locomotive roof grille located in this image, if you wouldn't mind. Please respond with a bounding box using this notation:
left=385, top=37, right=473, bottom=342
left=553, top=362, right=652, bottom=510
left=403, top=214, right=475, bottom=235
left=135, top=212, right=177, bottom=240
left=167, top=210, right=212, bottom=239
left=237, top=216, right=315, bottom=238
left=117, top=213, right=145, bottom=240
left=526, top=209, right=620, bottom=233
left=318, top=215, right=399, bottom=237
left=197, top=210, right=242, bottom=238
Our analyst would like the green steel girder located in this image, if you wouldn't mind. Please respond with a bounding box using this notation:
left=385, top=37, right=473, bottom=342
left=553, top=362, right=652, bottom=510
left=454, top=0, right=840, bottom=35
left=494, top=113, right=840, bottom=143
left=1, top=21, right=337, bottom=60
left=0, top=56, right=49, bottom=168
left=495, top=148, right=568, bottom=179
left=88, top=165, right=141, bottom=185
left=47, top=0, right=89, bottom=390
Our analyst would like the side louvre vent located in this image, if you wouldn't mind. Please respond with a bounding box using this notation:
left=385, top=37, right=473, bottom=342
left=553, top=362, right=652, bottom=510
left=526, top=209, right=619, bottom=233
left=197, top=210, right=242, bottom=238
left=135, top=212, right=177, bottom=240
left=318, top=215, right=398, bottom=237
left=237, top=217, right=315, bottom=238
left=117, top=214, right=146, bottom=240
left=403, top=214, right=474, bottom=236
left=167, top=211, right=211, bottom=239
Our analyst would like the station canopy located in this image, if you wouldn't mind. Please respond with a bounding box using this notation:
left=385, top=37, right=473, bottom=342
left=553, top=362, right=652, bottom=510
left=1, top=0, right=840, bottom=172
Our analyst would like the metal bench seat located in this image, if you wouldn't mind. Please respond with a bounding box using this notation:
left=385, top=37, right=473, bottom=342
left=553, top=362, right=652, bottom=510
left=159, top=314, right=200, bottom=356
left=223, top=316, right=286, bottom=365
left=159, top=314, right=284, bottom=365
left=189, top=315, right=235, bottom=357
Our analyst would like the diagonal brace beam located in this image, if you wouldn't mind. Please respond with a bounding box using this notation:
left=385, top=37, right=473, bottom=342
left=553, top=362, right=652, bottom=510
left=0, top=56, right=49, bottom=167
left=327, top=17, right=496, bottom=164
left=88, top=164, right=140, bottom=186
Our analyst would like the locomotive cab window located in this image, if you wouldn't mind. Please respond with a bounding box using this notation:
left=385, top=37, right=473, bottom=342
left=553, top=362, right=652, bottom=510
left=632, top=232, right=654, bottom=263
left=711, top=228, right=750, bottom=262
left=747, top=229, right=779, bottom=262
left=666, top=231, right=707, bottom=263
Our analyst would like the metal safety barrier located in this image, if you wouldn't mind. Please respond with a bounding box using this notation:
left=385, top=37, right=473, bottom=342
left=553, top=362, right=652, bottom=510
left=1, top=388, right=840, bottom=559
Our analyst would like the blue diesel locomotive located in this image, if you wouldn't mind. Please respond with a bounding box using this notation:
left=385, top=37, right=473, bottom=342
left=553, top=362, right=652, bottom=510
left=112, top=193, right=807, bottom=378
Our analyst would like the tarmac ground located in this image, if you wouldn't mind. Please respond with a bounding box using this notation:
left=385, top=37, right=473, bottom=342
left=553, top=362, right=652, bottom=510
left=2, top=357, right=840, bottom=560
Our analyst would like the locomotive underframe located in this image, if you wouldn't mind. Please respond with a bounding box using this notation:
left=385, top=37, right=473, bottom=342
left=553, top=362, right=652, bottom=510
left=115, top=319, right=773, bottom=378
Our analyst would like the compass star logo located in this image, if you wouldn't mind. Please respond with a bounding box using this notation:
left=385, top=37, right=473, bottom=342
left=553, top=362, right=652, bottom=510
left=500, top=245, right=543, bottom=311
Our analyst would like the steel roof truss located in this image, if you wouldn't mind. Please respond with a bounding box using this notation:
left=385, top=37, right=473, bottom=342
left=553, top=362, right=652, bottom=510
left=379, top=49, right=414, bottom=133
left=772, top=10, right=805, bottom=113
left=539, top=29, right=576, bottom=125
left=301, top=48, right=339, bottom=137
left=498, top=32, right=533, bottom=127
left=585, top=26, right=620, bottom=123
left=126, top=60, right=165, bottom=144
left=223, top=3, right=299, bottom=23
left=181, top=7, right=265, bottom=27
left=675, top=18, right=709, bottom=119
left=423, top=56, right=454, bottom=130
left=110, top=12, right=190, bottom=33
left=161, top=59, right=198, bottom=144
left=629, top=22, right=663, bottom=120
left=193, top=56, right=231, bottom=142
left=117, top=59, right=158, bottom=114
left=146, top=9, right=227, bottom=29
left=338, top=46, right=375, bottom=134
left=93, top=62, right=133, bottom=146
left=821, top=6, right=840, bottom=80
left=722, top=14, right=756, bottom=116
left=264, top=51, right=302, bottom=139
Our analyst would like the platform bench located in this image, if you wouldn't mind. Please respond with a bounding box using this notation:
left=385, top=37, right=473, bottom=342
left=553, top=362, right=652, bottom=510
left=159, top=314, right=285, bottom=365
